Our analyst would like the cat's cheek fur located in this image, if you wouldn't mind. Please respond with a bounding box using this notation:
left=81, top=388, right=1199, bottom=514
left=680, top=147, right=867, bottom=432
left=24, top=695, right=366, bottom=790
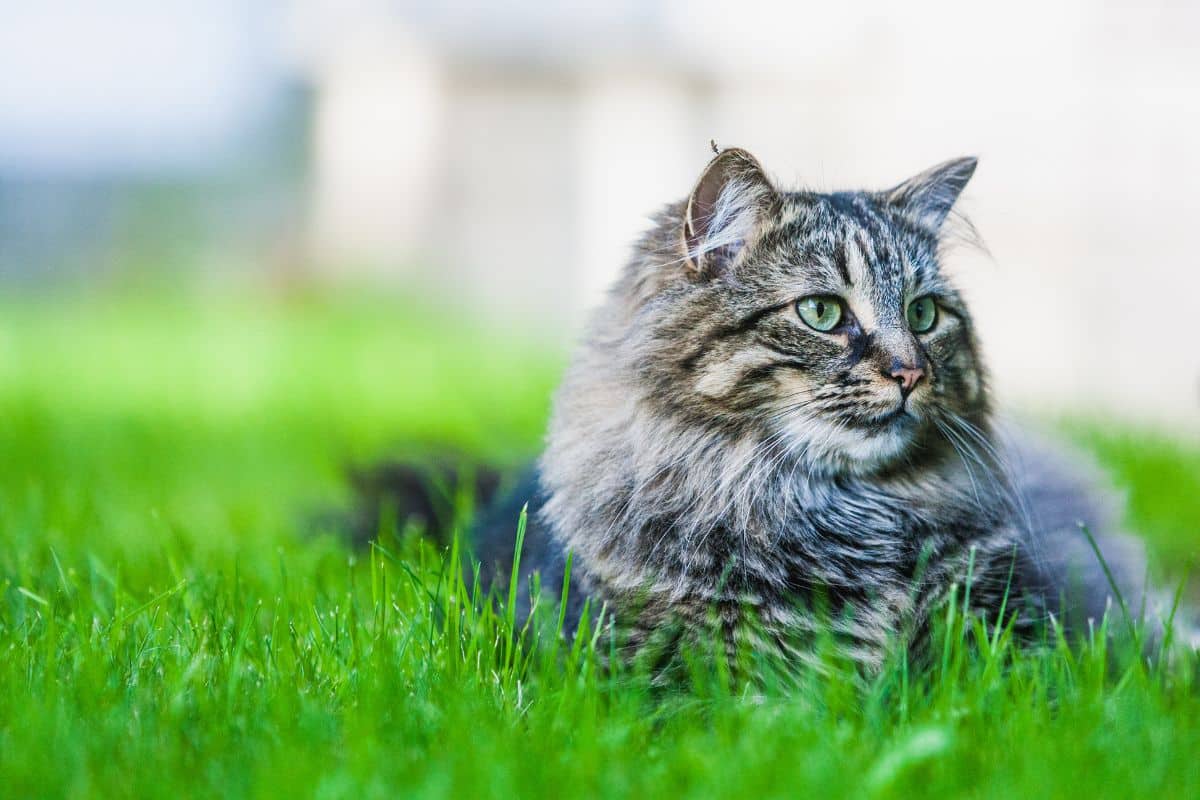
left=925, top=327, right=985, bottom=412
left=693, top=349, right=782, bottom=399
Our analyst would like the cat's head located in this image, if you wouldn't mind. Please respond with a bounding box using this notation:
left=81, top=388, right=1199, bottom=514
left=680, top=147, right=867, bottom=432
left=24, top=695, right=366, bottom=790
left=620, top=147, right=989, bottom=475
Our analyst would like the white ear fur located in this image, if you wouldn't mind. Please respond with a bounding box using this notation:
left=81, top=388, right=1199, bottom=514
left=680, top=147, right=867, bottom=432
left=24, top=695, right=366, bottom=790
left=683, top=148, right=775, bottom=276
left=886, top=156, right=977, bottom=232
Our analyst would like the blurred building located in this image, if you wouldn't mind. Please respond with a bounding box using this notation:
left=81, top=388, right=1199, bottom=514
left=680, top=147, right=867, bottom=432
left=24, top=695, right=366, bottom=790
left=291, top=3, right=707, bottom=324
left=1, top=1, right=1199, bottom=421
left=290, top=1, right=1200, bottom=421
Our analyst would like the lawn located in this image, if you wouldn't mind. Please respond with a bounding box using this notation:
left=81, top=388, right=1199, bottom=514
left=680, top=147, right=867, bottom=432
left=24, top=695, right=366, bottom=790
left=1, top=293, right=1199, bottom=799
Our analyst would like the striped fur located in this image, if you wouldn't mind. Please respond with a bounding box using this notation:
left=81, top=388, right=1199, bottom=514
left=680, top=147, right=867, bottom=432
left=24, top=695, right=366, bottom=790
left=510, top=149, right=1172, bottom=673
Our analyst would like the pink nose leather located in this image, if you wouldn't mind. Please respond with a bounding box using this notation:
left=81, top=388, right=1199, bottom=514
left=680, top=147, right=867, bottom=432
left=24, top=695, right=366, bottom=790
left=891, top=366, right=925, bottom=393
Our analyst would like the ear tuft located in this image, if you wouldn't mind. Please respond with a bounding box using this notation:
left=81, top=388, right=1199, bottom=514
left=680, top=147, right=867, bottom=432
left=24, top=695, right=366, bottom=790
left=886, top=156, right=977, bottom=233
left=683, top=147, right=775, bottom=276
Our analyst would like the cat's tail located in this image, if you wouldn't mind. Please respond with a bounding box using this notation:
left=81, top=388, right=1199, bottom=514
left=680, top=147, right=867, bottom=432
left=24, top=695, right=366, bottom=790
left=339, top=456, right=507, bottom=548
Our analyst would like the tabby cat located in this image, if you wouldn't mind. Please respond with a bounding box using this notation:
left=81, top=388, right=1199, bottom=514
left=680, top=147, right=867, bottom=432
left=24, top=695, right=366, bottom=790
left=379, top=148, right=1180, bottom=672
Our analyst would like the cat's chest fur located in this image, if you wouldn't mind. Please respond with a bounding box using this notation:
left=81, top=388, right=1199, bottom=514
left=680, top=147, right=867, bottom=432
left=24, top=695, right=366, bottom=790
left=549, top=459, right=1008, bottom=667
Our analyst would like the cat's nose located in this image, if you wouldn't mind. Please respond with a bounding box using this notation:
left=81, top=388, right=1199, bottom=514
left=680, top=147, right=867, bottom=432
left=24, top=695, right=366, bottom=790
left=889, top=363, right=926, bottom=395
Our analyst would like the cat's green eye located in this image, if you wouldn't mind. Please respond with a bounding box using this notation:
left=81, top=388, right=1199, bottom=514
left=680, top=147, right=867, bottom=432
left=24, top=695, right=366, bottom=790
left=796, top=296, right=844, bottom=332
left=906, top=296, right=938, bottom=333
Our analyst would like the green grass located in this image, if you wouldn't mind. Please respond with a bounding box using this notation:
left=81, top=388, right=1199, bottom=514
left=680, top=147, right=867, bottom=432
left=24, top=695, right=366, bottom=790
left=1, top=293, right=1199, bottom=799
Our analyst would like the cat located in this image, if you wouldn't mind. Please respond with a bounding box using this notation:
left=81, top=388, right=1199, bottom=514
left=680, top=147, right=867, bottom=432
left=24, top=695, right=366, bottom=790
left=360, top=147, right=1184, bottom=672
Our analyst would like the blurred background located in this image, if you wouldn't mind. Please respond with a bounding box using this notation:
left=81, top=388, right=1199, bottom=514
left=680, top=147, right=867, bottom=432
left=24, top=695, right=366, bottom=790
left=2, top=0, right=1198, bottom=423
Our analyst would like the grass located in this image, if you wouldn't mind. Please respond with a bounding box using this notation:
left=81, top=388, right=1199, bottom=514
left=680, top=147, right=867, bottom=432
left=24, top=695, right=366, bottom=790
left=1, top=292, right=1199, bottom=799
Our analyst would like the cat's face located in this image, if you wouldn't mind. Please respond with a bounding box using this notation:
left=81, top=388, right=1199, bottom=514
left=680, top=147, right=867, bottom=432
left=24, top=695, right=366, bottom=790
left=637, top=150, right=988, bottom=474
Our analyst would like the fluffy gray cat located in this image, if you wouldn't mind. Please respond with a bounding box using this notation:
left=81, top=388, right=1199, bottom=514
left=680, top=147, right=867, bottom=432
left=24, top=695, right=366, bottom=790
left=367, top=147, right=1186, bottom=672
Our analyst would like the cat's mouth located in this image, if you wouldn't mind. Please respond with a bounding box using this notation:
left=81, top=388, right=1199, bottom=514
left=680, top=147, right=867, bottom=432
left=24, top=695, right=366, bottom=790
left=857, top=404, right=917, bottom=431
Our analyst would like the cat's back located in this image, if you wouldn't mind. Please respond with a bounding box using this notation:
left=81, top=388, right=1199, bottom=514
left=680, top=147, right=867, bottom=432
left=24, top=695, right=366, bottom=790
left=996, top=423, right=1150, bottom=632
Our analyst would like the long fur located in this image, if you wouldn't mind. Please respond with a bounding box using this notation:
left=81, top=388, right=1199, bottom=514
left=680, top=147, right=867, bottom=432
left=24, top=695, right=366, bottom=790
left=389, top=150, right=1187, bottom=672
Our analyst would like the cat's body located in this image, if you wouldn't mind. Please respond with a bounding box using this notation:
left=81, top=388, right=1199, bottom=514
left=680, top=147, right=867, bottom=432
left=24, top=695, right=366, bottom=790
left=476, top=428, right=1141, bottom=671
left=376, top=148, right=1174, bottom=670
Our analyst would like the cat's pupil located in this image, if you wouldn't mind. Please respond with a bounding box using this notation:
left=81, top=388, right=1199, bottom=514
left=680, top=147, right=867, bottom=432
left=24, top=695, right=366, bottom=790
left=816, top=301, right=825, bottom=316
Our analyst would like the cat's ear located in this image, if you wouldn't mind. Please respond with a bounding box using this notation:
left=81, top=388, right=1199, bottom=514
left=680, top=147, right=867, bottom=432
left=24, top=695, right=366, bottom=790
left=886, top=157, right=977, bottom=233
left=683, top=147, right=776, bottom=276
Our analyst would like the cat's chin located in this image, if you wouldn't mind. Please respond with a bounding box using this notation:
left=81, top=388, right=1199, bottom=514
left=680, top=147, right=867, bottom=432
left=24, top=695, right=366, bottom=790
left=783, top=414, right=920, bottom=476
